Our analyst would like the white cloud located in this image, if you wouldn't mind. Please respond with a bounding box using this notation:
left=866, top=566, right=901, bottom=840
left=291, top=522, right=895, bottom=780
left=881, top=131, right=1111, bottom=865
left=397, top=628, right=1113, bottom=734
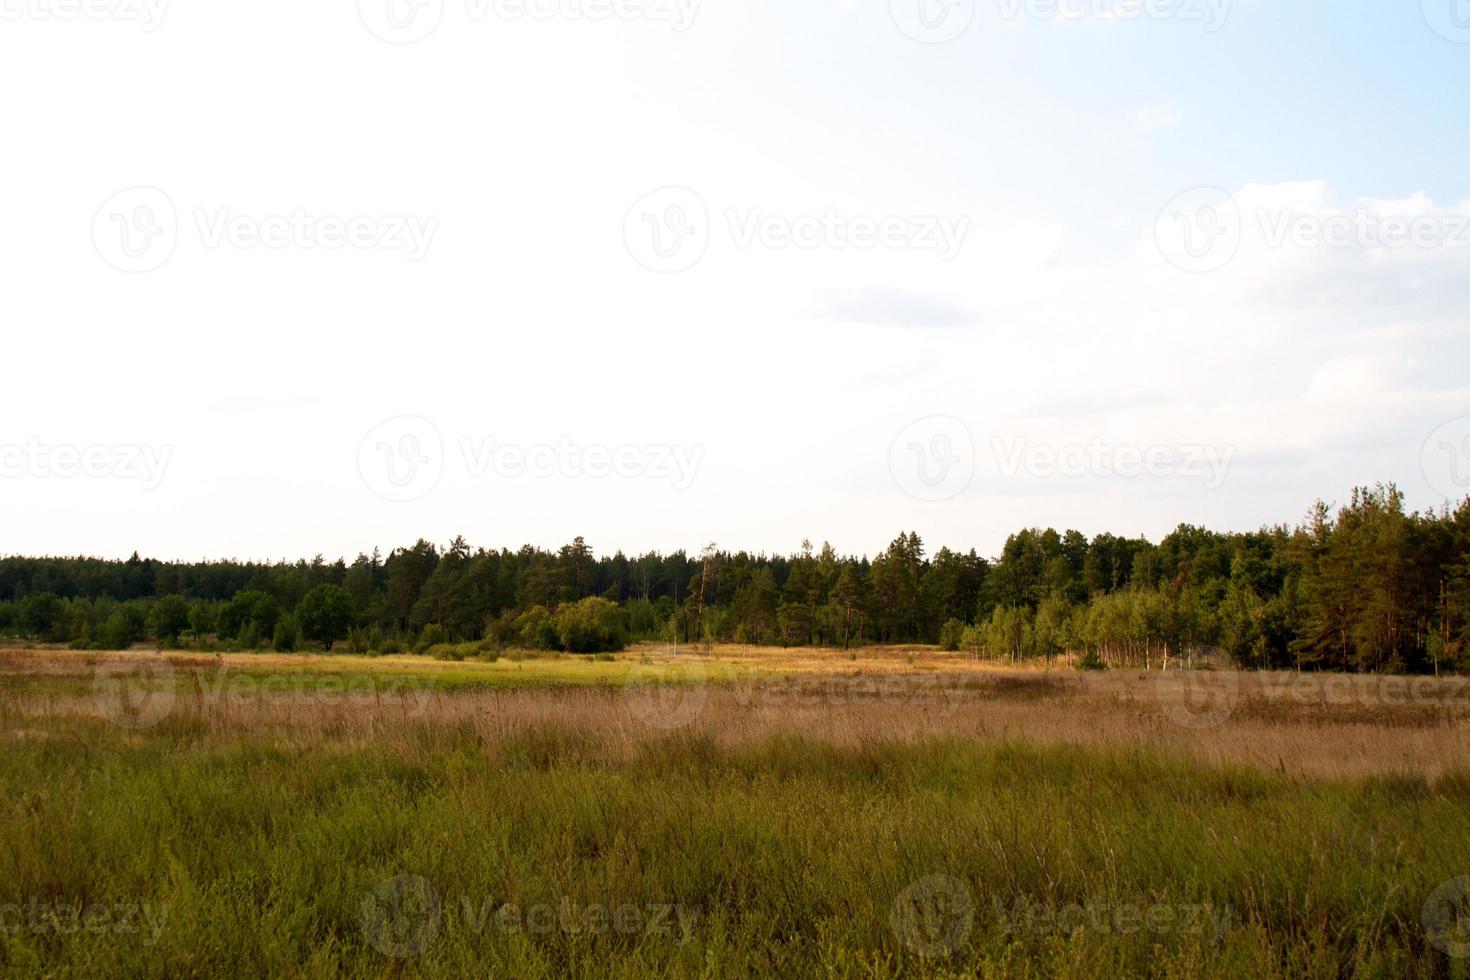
left=1131, top=100, right=1183, bottom=133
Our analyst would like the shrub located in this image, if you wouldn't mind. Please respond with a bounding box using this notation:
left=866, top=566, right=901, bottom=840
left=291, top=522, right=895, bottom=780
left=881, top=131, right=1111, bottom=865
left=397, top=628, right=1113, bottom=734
left=939, top=619, right=966, bottom=652
left=554, top=597, right=629, bottom=654
left=272, top=615, right=298, bottom=653
left=514, top=606, right=559, bottom=651
left=415, top=623, right=449, bottom=654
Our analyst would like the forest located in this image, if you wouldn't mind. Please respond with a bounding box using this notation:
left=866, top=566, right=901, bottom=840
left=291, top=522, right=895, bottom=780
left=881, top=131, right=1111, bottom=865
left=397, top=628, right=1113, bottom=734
left=3, top=484, right=1468, bottom=674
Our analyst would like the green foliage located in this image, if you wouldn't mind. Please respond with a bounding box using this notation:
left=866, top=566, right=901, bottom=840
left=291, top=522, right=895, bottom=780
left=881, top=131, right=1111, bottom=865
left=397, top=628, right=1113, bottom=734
left=939, top=618, right=966, bottom=652
left=553, top=597, right=629, bottom=653
left=18, top=592, right=65, bottom=640
left=514, top=606, right=559, bottom=651
left=415, top=623, right=449, bottom=654
left=272, top=614, right=298, bottom=653
left=1, top=485, right=1467, bottom=674
left=146, top=595, right=191, bottom=646
left=297, top=584, right=354, bottom=651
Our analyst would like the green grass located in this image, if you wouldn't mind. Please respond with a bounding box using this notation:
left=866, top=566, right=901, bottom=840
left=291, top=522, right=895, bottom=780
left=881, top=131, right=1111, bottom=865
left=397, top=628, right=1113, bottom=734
left=2, top=712, right=1469, bottom=978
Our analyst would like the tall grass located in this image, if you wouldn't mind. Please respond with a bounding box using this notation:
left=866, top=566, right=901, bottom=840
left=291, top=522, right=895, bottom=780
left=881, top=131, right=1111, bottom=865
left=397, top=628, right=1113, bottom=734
left=2, top=710, right=1468, bottom=977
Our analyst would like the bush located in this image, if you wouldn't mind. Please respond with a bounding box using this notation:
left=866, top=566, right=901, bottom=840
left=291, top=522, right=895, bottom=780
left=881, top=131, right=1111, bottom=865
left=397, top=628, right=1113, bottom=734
left=272, top=615, right=298, bottom=653
left=513, top=606, right=559, bottom=651
left=97, top=611, right=140, bottom=650
left=415, top=623, right=449, bottom=654
left=939, top=619, right=966, bottom=652
left=1077, top=649, right=1108, bottom=671
left=554, top=597, right=629, bottom=654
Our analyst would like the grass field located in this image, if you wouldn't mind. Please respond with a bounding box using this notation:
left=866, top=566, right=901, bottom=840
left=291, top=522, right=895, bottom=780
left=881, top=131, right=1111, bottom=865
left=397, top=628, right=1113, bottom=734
left=3, top=644, right=1470, bottom=977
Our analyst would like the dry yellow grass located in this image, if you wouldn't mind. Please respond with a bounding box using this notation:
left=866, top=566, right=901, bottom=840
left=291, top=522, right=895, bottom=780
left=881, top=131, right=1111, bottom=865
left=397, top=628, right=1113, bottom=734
left=3, top=645, right=1468, bottom=782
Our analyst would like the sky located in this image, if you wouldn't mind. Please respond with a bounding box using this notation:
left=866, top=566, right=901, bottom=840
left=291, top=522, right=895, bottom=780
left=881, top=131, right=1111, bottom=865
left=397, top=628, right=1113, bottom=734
left=2, top=0, right=1468, bottom=563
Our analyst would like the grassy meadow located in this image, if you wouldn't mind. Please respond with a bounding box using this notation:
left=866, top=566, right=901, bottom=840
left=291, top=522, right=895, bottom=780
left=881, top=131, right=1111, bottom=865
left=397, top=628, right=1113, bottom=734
left=2, top=644, right=1470, bottom=977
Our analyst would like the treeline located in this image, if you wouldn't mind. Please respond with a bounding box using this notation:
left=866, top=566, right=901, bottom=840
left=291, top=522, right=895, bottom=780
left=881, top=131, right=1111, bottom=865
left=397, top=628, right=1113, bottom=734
left=2, top=484, right=1468, bottom=672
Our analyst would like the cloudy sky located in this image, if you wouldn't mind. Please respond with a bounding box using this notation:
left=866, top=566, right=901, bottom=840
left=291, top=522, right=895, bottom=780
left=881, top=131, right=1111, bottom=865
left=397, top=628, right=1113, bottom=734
left=2, top=0, right=1468, bottom=562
